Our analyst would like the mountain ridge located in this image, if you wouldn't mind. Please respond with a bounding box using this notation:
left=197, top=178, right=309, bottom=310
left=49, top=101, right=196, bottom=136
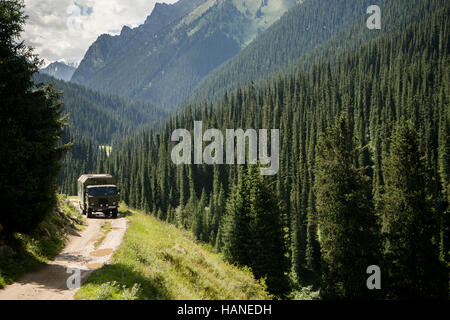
left=35, top=73, right=166, bottom=145
left=40, top=61, right=76, bottom=82
left=187, top=0, right=449, bottom=107
left=71, top=0, right=297, bottom=109
left=71, top=0, right=209, bottom=86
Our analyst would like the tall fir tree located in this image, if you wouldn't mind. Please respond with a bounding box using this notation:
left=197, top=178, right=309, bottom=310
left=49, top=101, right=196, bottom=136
left=0, top=0, right=68, bottom=235
left=315, top=115, right=380, bottom=299
left=379, top=122, right=448, bottom=299
left=246, top=165, right=290, bottom=296
left=221, top=166, right=251, bottom=267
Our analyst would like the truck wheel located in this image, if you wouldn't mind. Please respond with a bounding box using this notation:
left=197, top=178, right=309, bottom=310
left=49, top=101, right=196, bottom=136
left=112, top=209, right=118, bottom=219
left=87, top=209, right=93, bottom=218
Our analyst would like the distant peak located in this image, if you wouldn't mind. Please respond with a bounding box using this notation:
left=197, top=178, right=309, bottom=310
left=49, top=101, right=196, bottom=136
left=155, top=2, right=170, bottom=8
left=144, top=2, right=172, bottom=24
left=144, top=0, right=208, bottom=25
left=120, top=25, right=132, bottom=36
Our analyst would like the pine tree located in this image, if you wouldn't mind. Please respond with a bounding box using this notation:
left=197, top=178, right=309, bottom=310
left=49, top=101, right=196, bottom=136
left=306, top=188, right=321, bottom=271
left=247, top=165, right=290, bottom=296
left=221, top=166, right=251, bottom=267
left=315, top=115, right=380, bottom=299
left=0, top=0, right=68, bottom=235
left=438, top=118, right=450, bottom=262
left=380, top=122, right=448, bottom=299
left=192, top=189, right=207, bottom=241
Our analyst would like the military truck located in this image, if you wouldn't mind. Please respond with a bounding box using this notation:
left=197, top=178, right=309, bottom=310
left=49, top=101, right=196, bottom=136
left=78, top=174, right=120, bottom=218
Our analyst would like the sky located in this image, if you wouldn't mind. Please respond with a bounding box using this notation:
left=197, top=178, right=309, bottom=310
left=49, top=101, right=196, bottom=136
left=22, top=0, right=178, bottom=67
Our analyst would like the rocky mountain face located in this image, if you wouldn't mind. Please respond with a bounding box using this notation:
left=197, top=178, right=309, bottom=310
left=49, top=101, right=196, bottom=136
left=40, top=61, right=76, bottom=82
left=71, top=0, right=297, bottom=109
left=71, top=0, right=208, bottom=86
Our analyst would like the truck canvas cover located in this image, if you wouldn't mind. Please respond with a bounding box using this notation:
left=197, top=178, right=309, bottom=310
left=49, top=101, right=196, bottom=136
left=78, top=174, right=117, bottom=186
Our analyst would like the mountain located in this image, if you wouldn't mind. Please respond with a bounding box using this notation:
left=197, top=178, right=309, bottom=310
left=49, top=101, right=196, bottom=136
left=71, top=0, right=209, bottom=86
left=40, top=61, right=76, bottom=82
left=34, top=74, right=167, bottom=195
left=71, top=0, right=298, bottom=109
left=187, top=0, right=381, bottom=104
left=188, top=0, right=445, bottom=105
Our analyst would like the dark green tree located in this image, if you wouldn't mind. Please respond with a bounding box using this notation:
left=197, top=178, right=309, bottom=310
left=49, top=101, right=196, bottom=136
left=247, top=165, right=290, bottom=296
left=315, top=115, right=380, bottom=299
left=0, top=0, right=68, bottom=235
left=379, top=123, right=448, bottom=299
left=221, top=166, right=251, bottom=267
left=306, top=188, right=321, bottom=271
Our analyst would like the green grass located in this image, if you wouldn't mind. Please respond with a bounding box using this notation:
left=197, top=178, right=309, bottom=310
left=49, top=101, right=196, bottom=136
left=0, top=195, right=85, bottom=288
left=75, top=206, right=271, bottom=300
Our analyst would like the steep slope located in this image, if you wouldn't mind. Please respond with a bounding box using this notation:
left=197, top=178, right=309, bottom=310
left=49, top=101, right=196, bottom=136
left=40, top=61, right=76, bottom=82
left=71, top=0, right=297, bottom=109
left=187, top=0, right=385, bottom=105
left=72, top=0, right=208, bottom=86
left=189, top=0, right=450, bottom=106
left=35, top=74, right=166, bottom=145
left=74, top=206, right=272, bottom=300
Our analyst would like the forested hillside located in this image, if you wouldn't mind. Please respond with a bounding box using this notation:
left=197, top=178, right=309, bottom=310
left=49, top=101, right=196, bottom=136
left=34, top=74, right=166, bottom=145
left=71, top=2, right=450, bottom=298
left=33, top=74, right=167, bottom=196
left=188, top=0, right=446, bottom=105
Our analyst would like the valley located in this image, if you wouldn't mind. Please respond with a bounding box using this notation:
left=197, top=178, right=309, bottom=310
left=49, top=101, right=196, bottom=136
left=1, top=0, right=449, bottom=301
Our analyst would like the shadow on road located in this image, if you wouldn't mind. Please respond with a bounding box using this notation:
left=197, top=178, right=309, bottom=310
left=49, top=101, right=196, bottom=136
left=12, top=263, right=92, bottom=293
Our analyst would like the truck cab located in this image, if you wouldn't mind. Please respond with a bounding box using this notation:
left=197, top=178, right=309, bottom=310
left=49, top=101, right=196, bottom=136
left=78, top=174, right=120, bottom=218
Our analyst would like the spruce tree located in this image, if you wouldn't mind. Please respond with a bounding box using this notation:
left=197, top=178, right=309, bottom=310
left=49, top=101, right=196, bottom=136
left=221, top=166, right=251, bottom=266
left=438, top=118, right=450, bottom=262
left=0, top=0, right=68, bottom=235
left=306, top=188, right=321, bottom=271
left=315, top=115, right=380, bottom=299
left=247, top=165, right=290, bottom=296
left=192, top=189, right=207, bottom=241
left=380, top=122, right=448, bottom=299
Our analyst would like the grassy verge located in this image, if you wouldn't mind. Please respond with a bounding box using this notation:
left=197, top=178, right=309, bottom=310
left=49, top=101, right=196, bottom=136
left=75, top=206, right=271, bottom=300
left=0, top=195, right=84, bottom=288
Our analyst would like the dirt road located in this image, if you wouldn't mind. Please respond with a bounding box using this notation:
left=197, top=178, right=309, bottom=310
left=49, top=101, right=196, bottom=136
left=0, top=201, right=127, bottom=300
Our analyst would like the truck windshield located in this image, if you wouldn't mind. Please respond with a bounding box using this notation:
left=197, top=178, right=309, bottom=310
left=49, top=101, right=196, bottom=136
left=88, top=187, right=116, bottom=196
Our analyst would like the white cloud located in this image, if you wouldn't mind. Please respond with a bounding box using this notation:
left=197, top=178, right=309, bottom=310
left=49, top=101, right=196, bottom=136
left=22, top=0, right=178, bottom=66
